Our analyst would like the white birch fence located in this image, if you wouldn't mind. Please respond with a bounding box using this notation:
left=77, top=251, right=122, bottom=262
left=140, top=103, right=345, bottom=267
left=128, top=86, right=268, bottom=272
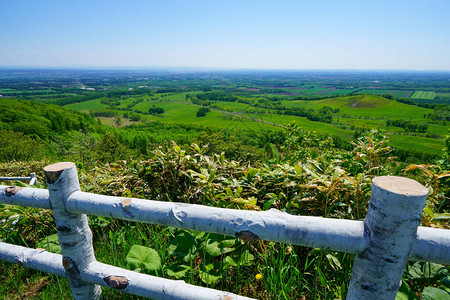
left=0, top=173, right=37, bottom=185
left=0, top=162, right=449, bottom=299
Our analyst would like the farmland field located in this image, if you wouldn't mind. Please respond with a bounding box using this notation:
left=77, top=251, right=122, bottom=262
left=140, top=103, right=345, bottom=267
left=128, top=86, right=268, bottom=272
left=64, top=92, right=447, bottom=156
left=282, top=95, right=430, bottom=119
left=357, top=89, right=413, bottom=98
left=410, top=91, right=436, bottom=99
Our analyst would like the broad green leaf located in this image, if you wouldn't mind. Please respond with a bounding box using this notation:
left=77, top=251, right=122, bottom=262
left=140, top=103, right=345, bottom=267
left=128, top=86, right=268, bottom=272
left=423, top=206, right=435, bottom=218
left=440, top=277, right=450, bottom=288
left=204, top=234, right=236, bottom=257
left=408, top=262, right=448, bottom=281
left=294, top=165, right=302, bottom=177
left=164, top=264, right=191, bottom=279
left=422, top=287, right=450, bottom=300
left=38, top=234, right=61, bottom=254
left=125, top=245, right=161, bottom=275
left=198, top=263, right=222, bottom=285
left=263, top=197, right=276, bottom=211
left=236, top=186, right=243, bottom=195
left=245, top=168, right=260, bottom=180
left=432, top=213, right=450, bottom=221
left=208, top=169, right=217, bottom=182
left=225, top=188, right=233, bottom=197
left=167, top=231, right=197, bottom=262
left=224, top=248, right=254, bottom=267
left=395, top=281, right=418, bottom=300
left=232, top=196, right=257, bottom=206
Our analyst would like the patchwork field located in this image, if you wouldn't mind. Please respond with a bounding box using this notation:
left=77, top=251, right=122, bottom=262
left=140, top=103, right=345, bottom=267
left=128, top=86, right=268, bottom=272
left=411, top=91, right=436, bottom=99
left=64, top=93, right=447, bottom=156
left=357, top=89, right=413, bottom=98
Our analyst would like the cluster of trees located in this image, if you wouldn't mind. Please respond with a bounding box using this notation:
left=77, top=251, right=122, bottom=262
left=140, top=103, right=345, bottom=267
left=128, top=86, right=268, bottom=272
left=53, top=88, right=153, bottom=106
left=425, top=106, right=450, bottom=124
left=148, top=107, right=165, bottom=115
left=126, top=98, right=144, bottom=109
left=254, top=101, right=334, bottom=124
left=386, top=119, right=428, bottom=132
left=0, top=93, right=443, bottom=168
left=100, top=98, right=120, bottom=107
left=123, top=112, right=142, bottom=121
left=196, top=107, right=210, bottom=117
left=0, top=99, right=104, bottom=162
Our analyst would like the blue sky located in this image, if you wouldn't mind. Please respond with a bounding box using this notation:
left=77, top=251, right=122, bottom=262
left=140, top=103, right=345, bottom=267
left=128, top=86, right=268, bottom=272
left=1, top=0, right=449, bottom=70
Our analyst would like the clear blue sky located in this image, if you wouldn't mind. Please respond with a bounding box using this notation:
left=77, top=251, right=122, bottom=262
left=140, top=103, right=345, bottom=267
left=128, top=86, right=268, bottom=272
left=1, top=0, right=449, bottom=70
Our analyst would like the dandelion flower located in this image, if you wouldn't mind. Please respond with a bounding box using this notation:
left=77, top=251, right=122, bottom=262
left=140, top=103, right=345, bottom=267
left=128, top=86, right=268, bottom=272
left=255, top=273, right=262, bottom=280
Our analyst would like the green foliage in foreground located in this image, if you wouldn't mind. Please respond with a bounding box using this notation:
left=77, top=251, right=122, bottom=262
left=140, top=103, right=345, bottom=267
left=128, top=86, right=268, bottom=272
left=0, top=129, right=449, bottom=299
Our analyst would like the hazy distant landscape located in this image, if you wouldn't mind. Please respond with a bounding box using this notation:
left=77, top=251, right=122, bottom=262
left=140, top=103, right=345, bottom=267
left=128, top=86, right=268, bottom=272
left=1, top=69, right=448, bottom=158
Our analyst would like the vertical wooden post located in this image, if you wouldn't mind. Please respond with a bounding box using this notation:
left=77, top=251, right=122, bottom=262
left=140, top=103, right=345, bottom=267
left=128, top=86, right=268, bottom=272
left=347, top=176, right=428, bottom=299
left=44, top=162, right=102, bottom=299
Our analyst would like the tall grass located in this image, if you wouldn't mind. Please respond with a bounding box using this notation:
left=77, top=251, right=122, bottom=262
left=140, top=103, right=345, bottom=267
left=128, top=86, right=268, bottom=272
left=0, top=130, right=448, bottom=299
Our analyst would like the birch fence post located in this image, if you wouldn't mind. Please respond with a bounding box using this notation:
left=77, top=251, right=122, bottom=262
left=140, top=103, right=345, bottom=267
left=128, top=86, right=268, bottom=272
left=44, top=162, right=102, bottom=299
left=347, top=176, right=428, bottom=299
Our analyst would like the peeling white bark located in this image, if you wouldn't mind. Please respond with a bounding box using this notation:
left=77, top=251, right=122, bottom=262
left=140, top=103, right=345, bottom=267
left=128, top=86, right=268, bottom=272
left=410, top=226, right=450, bottom=265
left=347, top=176, right=429, bottom=300
left=1, top=184, right=448, bottom=266
left=0, top=241, right=254, bottom=300
left=0, top=185, right=50, bottom=209
left=0, top=173, right=37, bottom=185
left=0, top=241, right=66, bottom=277
left=44, top=162, right=102, bottom=300
left=83, top=261, right=255, bottom=300
left=66, top=191, right=368, bottom=254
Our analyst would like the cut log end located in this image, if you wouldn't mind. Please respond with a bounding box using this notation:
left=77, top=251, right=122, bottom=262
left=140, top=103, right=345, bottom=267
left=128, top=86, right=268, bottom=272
left=44, top=162, right=75, bottom=183
left=62, top=257, right=74, bottom=270
left=236, top=230, right=260, bottom=242
left=4, top=186, right=24, bottom=197
left=372, top=176, right=428, bottom=197
left=103, top=275, right=129, bottom=289
left=121, top=198, right=132, bottom=207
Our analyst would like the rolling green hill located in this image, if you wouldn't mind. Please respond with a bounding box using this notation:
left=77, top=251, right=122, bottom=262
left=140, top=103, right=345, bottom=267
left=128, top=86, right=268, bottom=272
left=64, top=93, right=447, bottom=156
left=283, top=95, right=431, bottom=119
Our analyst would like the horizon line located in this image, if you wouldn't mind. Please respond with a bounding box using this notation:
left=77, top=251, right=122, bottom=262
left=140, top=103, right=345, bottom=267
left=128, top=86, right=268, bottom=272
left=0, top=66, right=449, bottom=72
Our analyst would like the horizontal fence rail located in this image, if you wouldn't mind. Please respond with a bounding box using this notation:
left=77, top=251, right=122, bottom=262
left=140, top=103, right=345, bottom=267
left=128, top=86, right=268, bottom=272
left=1, top=185, right=450, bottom=265
left=0, top=173, right=37, bottom=185
left=0, top=162, right=449, bottom=299
left=0, top=242, right=253, bottom=300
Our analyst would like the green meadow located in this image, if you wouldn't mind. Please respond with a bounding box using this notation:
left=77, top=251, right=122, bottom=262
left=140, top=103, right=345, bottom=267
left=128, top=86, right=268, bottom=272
left=282, top=95, right=430, bottom=119
left=357, top=89, right=413, bottom=98
left=411, top=91, right=436, bottom=99
left=65, top=93, right=446, bottom=157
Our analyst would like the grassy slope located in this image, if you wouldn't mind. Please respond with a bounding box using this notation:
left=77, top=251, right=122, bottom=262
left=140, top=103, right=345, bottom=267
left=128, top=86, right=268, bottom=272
left=64, top=94, right=446, bottom=155
left=279, top=95, right=445, bottom=154
left=66, top=98, right=105, bottom=111
left=282, top=95, right=430, bottom=119
left=357, top=89, right=413, bottom=98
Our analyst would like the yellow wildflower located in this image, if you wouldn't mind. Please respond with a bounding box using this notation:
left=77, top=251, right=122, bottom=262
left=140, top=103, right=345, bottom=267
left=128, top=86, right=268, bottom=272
left=255, top=273, right=262, bottom=280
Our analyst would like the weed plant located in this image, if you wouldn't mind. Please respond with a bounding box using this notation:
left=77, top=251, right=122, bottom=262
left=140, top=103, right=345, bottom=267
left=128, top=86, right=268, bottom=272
left=0, top=130, right=449, bottom=299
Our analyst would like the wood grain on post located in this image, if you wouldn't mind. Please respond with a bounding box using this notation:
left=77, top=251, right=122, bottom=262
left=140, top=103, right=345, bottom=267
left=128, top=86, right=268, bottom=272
left=44, top=162, right=102, bottom=300
left=347, top=176, right=428, bottom=300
